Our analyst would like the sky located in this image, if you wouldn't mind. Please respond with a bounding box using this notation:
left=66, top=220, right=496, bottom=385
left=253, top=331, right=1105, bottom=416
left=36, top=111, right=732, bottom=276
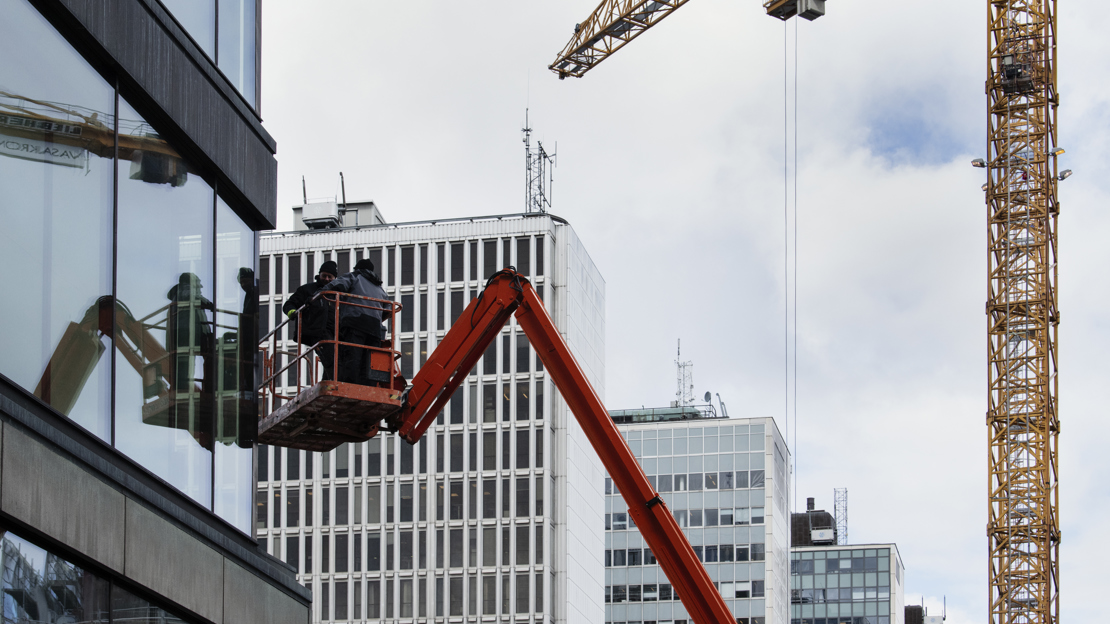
left=261, top=1, right=1110, bottom=621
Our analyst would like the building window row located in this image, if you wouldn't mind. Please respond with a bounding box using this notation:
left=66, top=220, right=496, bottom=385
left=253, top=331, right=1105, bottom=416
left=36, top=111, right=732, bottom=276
left=608, top=470, right=766, bottom=494
left=605, top=580, right=765, bottom=603
left=605, top=505, right=765, bottom=531
left=791, top=556, right=889, bottom=575
left=607, top=619, right=765, bottom=624
left=261, top=522, right=548, bottom=574
left=260, top=236, right=546, bottom=299
left=257, top=472, right=548, bottom=530
left=314, top=571, right=547, bottom=621
left=606, top=542, right=765, bottom=567
left=258, top=426, right=548, bottom=485
left=791, top=588, right=892, bottom=603
left=790, top=609, right=891, bottom=624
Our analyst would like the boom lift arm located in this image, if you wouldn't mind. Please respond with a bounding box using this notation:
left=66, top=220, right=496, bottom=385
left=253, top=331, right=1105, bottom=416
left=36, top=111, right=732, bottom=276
left=385, top=270, right=735, bottom=624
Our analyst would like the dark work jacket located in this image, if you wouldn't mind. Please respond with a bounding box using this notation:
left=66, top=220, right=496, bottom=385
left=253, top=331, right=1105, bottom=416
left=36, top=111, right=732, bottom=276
left=323, top=269, right=389, bottom=338
left=282, top=278, right=331, bottom=345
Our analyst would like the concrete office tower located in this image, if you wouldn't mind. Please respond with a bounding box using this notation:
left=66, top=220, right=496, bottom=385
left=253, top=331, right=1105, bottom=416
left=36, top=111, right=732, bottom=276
left=789, top=544, right=905, bottom=624
left=0, top=1, right=303, bottom=624
left=604, top=408, right=792, bottom=624
left=258, top=208, right=607, bottom=624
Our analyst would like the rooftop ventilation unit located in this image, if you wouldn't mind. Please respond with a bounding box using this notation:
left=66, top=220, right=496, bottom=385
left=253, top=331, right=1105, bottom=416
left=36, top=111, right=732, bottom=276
left=301, top=201, right=341, bottom=229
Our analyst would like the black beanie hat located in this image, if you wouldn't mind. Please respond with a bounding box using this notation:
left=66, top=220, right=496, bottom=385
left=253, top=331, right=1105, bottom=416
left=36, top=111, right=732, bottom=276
left=354, top=259, right=375, bottom=272
left=319, top=260, right=339, bottom=277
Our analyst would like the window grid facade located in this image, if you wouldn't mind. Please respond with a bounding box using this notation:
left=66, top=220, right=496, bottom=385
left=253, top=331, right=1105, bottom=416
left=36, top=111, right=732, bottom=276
left=605, top=418, right=789, bottom=624
left=788, top=545, right=904, bottom=624
left=258, top=216, right=605, bottom=624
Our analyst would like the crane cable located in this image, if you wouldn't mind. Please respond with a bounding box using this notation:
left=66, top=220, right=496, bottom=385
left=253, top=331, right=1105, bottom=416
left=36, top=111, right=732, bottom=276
left=783, top=16, right=799, bottom=520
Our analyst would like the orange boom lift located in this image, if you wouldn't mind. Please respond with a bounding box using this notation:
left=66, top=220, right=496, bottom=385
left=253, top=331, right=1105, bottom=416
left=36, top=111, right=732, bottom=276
left=258, top=269, right=735, bottom=624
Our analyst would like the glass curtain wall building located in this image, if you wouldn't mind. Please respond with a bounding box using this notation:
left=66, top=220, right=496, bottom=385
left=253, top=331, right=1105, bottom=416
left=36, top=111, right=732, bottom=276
left=0, top=1, right=302, bottom=623
left=258, top=210, right=607, bottom=624
left=604, top=415, right=791, bottom=624
left=789, top=545, right=905, bottom=624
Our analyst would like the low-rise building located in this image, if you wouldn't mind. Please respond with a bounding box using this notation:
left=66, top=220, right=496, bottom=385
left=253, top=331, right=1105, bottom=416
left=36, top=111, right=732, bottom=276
left=604, top=407, right=791, bottom=624
left=789, top=544, right=905, bottom=624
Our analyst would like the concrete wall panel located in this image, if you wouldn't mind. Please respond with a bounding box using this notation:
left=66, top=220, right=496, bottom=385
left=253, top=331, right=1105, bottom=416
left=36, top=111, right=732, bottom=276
left=1, top=424, right=126, bottom=573
left=223, top=559, right=310, bottom=624
left=125, top=500, right=224, bottom=623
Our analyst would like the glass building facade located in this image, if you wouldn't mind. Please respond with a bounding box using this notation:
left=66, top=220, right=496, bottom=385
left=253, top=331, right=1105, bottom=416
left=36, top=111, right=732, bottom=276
left=604, top=416, right=791, bottom=624
left=0, top=0, right=299, bottom=622
left=258, top=212, right=607, bottom=624
left=0, top=0, right=259, bottom=534
left=789, top=545, right=905, bottom=624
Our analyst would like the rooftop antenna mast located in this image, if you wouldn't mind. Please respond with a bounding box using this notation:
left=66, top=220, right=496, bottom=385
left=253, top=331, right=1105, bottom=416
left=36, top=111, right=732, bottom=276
left=833, top=487, right=848, bottom=545
left=675, top=339, right=693, bottom=408
left=523, top=108, right=556, bottom=214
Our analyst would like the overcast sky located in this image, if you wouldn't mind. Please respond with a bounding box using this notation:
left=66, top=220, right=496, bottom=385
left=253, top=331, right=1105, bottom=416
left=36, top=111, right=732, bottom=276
left=261, top=1, right=1110, bottom=621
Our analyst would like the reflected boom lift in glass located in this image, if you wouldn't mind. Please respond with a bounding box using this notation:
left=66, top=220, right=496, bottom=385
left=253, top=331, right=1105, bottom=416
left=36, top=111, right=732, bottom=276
left=36, top=293, right=252, bottom=449
left=258, top=269, right=737, bottom=624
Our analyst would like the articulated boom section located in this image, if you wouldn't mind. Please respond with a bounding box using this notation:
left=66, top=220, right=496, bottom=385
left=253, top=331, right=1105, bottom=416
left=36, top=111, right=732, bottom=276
left=392, top=270, right=734, bottom=624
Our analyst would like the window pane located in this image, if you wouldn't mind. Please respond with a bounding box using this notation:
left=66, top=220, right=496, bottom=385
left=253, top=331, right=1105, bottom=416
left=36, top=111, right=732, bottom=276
left=516, top=381, right=529, bottom=420
left=115, top=96, right=214, bottom=505
left=451, top=432, right=463, bottom=471
left=516, top=334, right=530, bottom=373
left=516, top=525, right=529, bottom=564
left=212, top=197, right=256, bottom=531
left=401, top=245, right=414, bottom=285
left=515, top=573, right=528, bottom=613
left=515, top=237, right=530, bottom=275
left=450, top=481, right=463, bottom=520
left=483, top=432, right=497, bottom=470
left=286, top=488, right=300, bottom=527
left=336, top=534, right=349, bottom=572
left=516, top=477, right=529, bottom=517
left=450, top=577, right=463, bottom=616
left=161, top=0, right=215, bottom=55
left=483, top=526, right=497, bottom=565
left=401, top=483, right=414, bottom=522
left=516, top=429, right=529, bottom=468
left=483, top=240, right=497, bottom=279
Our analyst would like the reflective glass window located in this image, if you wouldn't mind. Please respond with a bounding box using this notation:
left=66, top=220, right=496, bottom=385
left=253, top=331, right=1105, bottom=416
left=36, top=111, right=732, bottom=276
left=212, top=196, right=256, bottom=532
left=0, top=1, right=115, bottom=440
left=115, top=96, right=215, bottom=505
left=161, top=0, right=216, bottom=57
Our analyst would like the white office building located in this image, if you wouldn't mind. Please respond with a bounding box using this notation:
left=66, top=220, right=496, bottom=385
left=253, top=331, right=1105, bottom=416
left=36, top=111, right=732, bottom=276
left=255, top=206, right=607, bottom=624
left=604, top=409, right=791, bottom=624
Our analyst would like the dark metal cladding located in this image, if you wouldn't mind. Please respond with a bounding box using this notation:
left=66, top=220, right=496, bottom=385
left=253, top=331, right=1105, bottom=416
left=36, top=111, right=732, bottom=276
left=31, top=0, right=278, bottom=229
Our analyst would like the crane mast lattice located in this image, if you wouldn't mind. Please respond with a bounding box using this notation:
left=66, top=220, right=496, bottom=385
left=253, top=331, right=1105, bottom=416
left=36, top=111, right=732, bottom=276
left=985, top=0, right=1060, bottom=622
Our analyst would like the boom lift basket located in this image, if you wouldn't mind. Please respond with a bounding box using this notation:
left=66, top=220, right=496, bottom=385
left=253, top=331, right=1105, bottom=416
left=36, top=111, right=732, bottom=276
left=257, top=291, right=404, bottom=451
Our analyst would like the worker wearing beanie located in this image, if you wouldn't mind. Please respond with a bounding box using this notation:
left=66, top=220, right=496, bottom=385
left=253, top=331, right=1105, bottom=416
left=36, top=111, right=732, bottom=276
left=321, top=258, right=390, bottom=384
left=283, top=259, right=339, bottom=379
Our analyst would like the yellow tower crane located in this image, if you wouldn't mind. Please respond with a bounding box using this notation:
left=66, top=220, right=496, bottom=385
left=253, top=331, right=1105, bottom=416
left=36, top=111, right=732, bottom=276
left=983, top=0, right=1061, bottom=623
left=548, top=0, right=824, bottom=79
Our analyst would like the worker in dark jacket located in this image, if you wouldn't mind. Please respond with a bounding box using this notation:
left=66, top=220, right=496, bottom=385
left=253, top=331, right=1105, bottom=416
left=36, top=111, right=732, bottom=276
left=321, top=259, right=389, bottom=383
left=283, top=260, right=338, bottom=379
